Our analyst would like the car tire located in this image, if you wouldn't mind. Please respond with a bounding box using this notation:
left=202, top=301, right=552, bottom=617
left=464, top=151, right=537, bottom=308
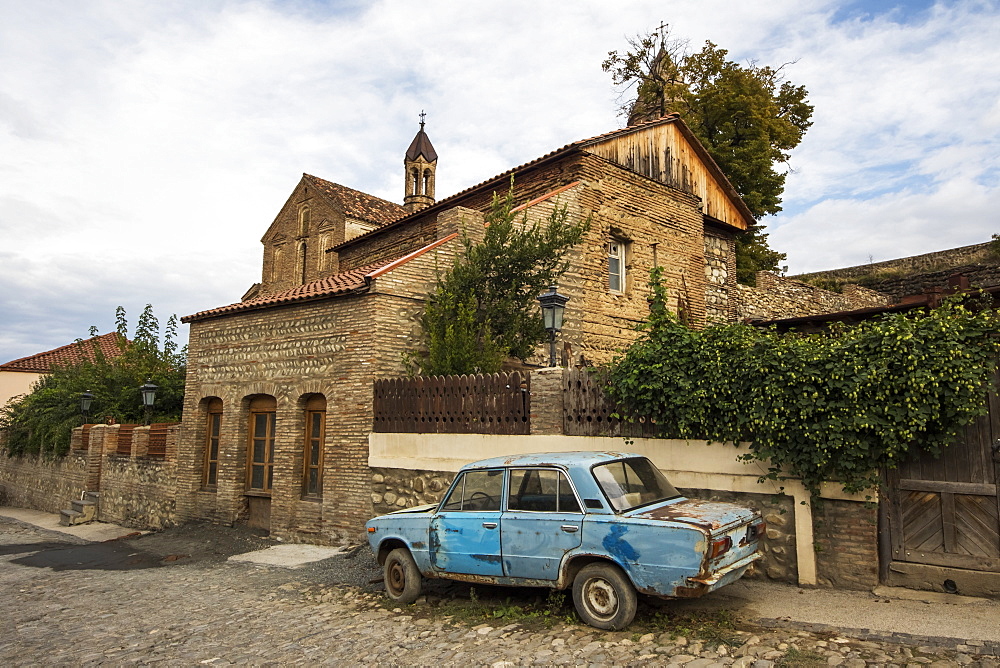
left=384, top=547, right=422, bottom=604
left=572, top=562, right=637, bottom=630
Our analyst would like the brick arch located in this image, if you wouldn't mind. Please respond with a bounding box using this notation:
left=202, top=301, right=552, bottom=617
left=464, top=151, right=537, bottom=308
left=240, top=382, right=283, bottom=404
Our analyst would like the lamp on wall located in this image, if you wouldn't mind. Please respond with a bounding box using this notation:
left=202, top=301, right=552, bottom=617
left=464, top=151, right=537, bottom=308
left=140, top=380, right=158, bottom=425
left=537, top=285, right=569, bottom=368
left=80, top=390, right=94, bottom=425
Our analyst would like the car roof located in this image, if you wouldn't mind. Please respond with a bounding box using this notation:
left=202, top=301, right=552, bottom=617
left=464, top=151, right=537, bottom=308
left=461, top=451, right=642, bottom=471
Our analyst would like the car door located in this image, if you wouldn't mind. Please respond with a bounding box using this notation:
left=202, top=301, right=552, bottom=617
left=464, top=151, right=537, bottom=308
left=429, top=468, right=505, bottom=576
left=501, top=468, right=584, bottom=580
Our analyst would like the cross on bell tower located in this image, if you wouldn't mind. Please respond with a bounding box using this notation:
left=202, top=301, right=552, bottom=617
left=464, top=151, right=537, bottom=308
left=404, top=110, right=437, bottom=213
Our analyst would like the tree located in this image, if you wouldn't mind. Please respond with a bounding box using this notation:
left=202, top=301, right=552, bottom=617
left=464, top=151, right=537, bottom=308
left=603, top=24, right=813, bottom=283
left=411, top=181, right=590, bottom=376
left=0, top=305, right=187, bottom=457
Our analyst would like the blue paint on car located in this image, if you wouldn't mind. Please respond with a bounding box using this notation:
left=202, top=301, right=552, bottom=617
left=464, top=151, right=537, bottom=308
left=602, top=524, right=640, bottom=562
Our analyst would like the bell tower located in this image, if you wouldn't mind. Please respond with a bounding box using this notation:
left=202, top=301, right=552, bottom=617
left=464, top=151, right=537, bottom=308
left=404, top=111, right=437, bottom=213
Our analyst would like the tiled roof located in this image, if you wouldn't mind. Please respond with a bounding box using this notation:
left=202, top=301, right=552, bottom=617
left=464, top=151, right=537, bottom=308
left=182, top=261, right=393, bottom=323
left=333, top=114, right=723, bottom=251
left=303, top=173, right=406, bottom=227
left=405, top=128, right=438, bottom=162
left=0, top=332, right=125, bottom=373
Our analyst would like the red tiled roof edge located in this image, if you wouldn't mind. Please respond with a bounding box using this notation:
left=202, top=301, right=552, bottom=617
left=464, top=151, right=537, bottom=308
left=182, top=260, right=393, bottom=323
left=0, top=332, right=126, bottom=373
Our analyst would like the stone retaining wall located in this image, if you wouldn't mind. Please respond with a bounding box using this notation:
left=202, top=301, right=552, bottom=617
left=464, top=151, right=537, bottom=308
left=0, top=450, right=88, bottom=513
left=0, top=424, right=181, bottom=530
left=794, top=240, right=996, bottom=284
left=736, top=271, right=891, bottom=321
left=371, top=467, right=456, bottom=516
left=99, top=455, right=178, bottom=529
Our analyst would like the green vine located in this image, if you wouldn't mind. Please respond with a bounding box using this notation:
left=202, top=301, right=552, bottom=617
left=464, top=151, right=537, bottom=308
left=607, top=268, right=1000, bottom=497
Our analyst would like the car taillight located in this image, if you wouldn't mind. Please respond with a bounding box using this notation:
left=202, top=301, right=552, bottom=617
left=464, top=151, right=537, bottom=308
left=709, top=536, right=732, bottom=559
left=745, top=520, right=765, bottom=543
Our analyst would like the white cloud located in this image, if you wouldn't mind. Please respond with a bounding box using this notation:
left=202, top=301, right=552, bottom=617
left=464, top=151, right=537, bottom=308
left=1, top=0, right=998, bottom=362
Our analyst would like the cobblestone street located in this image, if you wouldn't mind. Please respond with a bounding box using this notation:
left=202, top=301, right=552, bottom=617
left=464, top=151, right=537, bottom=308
left=1, top=517, right=998, bottom=667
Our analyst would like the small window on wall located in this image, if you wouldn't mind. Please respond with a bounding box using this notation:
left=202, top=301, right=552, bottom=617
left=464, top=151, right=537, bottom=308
left=203, top=398, right=223, bottom=488
left=302, top=394, right=326, bottom=497
left=247, top=395, right=277, bottom=494
left=608, top=240, right=626, bottom=293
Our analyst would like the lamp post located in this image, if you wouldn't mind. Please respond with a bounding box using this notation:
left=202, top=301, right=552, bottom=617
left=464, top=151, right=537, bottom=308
left=140, top=380, right=158, bottom=426
left=537, top=285, right=569, bottom=368
left=80, top=390, right=94, bottom=425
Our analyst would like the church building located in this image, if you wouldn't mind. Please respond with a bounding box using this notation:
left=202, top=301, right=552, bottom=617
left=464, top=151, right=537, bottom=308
left=175, top=114, right=755, bottom=541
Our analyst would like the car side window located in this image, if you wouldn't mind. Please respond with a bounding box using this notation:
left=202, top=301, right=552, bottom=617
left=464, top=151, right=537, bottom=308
left=508, top=469, right=582, bottom=514
left=440, top=469, right=503, bottom=512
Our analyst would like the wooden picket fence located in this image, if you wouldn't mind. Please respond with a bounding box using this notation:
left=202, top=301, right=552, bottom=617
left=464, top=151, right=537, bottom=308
left=373, top=371, right=530, bottom=434
left=562, top=368, right=660, bottom=438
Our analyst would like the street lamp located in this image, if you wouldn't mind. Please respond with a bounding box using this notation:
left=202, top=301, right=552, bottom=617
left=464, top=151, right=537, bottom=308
left=80, top=390, right=94, bottom=425
left=140, top=380, right=158, bottom=425
left=537, top=284, right=569, bottom=367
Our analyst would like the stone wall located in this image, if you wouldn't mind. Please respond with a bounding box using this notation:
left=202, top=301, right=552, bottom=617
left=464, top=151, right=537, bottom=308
left=704, top=231, right=736, bottom=325
left=859, top=264, right=1000, bottom=300
left=736, top=271, right=891, bottom=321
left=812, top=498, right=879, bottom=590
left=794, top=240, right=997, bottom=285
left=370, top=468, right=456, bottom=516
left=0, top=423, right=181, bottom=530
left=0, top=450, right=88, bottom=513
left=98, top=454, right=177, bottom=529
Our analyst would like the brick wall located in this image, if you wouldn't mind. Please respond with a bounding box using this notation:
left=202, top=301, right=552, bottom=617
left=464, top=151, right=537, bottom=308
left=257, top=178, right=349, bottom=297
left=811, top=498, right=879, bottom=590
left=337, top=152, right=730, bottom=369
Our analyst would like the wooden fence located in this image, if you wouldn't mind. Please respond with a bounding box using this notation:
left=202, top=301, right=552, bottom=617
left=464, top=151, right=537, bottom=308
left=147, top=423, right=170, bottom=458
left=374, top=372, right=530, bottom=434
left=115, top=425, right=136, bottom=456
left=562, top=368, right=660, bottom=438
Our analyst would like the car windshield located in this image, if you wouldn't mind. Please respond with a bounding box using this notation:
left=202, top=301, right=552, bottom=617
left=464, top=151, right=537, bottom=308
left=592, top=457, right=680, bottom=512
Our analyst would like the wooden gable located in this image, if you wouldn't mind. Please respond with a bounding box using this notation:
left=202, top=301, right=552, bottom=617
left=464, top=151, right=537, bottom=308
left=580, top=117, right=755, bottom=231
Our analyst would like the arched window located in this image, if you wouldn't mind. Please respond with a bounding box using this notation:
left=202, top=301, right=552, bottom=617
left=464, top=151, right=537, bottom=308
left=271, top=245, right=283, bottom=282
left=298, top=206, right=310, bottom=236
left=302, top=394, right=326, bottom=497
left=202, top=397, right=223, bottom=488
left=299, top=242, right=308, bottom=284
left=423, top=169, right=431, bottom=196
left=411, top=167, right=421, bottom=196
left=246, top=395, right=276, bottom=493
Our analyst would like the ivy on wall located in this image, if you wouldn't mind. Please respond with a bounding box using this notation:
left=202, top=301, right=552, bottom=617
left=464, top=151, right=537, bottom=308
left=607, top=268, right=1000, bottom=497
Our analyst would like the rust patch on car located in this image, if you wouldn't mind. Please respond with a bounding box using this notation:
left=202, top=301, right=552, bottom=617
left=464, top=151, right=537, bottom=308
left=633, top=499, right=723, bottom=530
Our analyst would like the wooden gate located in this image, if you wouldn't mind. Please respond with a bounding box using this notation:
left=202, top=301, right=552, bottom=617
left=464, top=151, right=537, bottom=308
left=885, top=365, right=1000, bottom=574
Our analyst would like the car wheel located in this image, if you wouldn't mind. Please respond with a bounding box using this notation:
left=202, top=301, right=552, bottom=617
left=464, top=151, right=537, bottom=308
left=572, top=562, right=637, bottom=630
left=384, top=547, right=422, bottom=604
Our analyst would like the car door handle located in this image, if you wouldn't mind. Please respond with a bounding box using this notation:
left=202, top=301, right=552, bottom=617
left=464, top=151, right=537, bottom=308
left=560, top=525, right=579, bottom=533
left=482, top=522, right=498, bottom=529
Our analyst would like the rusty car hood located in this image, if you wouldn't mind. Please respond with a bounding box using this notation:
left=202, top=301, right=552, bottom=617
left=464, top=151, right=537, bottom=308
left=628, top=498, right=757, bottom=533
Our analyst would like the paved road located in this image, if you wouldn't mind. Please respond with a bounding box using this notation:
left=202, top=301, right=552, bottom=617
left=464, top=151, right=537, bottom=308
left=0, top=516, right=997, bottom=667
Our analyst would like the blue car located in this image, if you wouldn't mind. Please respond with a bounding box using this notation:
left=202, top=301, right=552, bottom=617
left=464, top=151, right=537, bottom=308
left=366, top=451, right=764, bottom=629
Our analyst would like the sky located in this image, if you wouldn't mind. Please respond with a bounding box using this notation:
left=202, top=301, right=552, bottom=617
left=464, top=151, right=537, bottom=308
left=1, top=0, right=998, bottom=363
